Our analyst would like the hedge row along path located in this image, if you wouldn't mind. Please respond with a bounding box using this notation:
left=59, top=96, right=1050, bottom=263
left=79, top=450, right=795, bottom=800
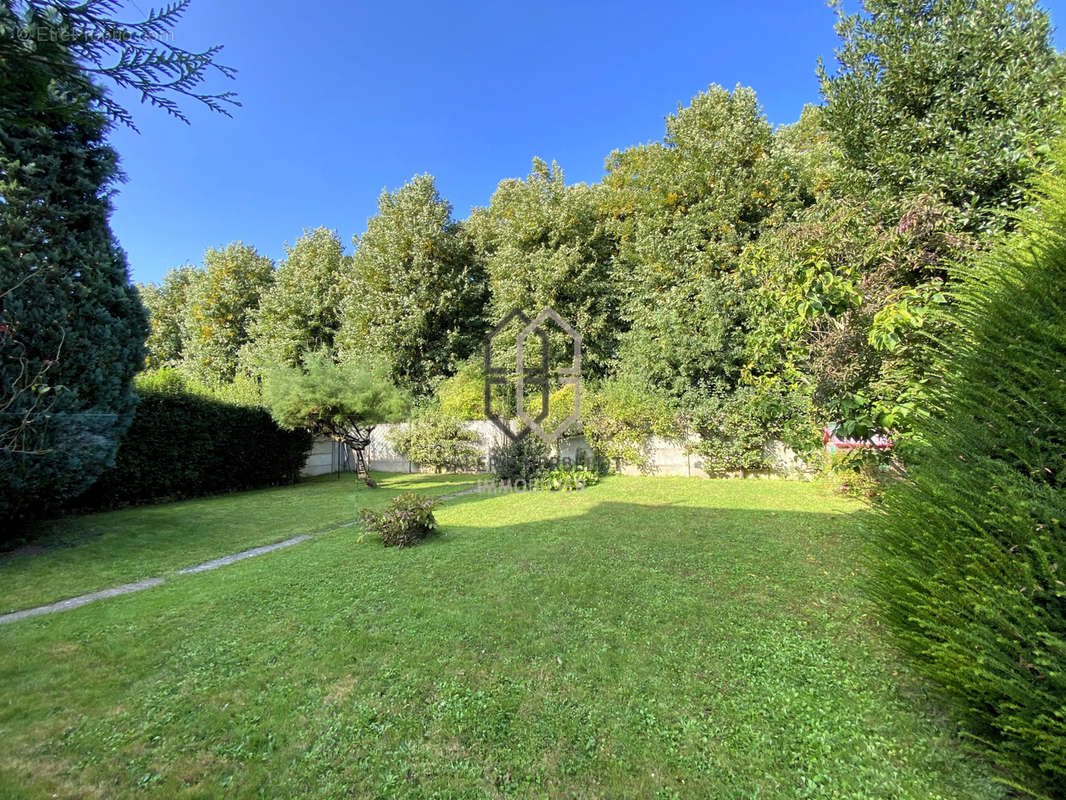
left=0, top=483, right=481, bottom=626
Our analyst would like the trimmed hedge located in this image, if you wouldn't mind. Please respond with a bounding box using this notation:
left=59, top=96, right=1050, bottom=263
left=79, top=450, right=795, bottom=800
left=869, top=140, right=1066, bottom=796
left=75, top=380, right=312, bottom=509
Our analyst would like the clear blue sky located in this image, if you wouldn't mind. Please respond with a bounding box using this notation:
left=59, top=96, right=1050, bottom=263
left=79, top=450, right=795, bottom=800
left=106, top=0, right=1066, bottom=286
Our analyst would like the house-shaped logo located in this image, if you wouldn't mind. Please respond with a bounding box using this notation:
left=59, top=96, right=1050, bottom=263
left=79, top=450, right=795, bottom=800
left=483, top=306, right=582, bottom=446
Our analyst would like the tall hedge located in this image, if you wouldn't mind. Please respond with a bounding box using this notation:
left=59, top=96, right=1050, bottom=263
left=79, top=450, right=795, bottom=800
left=76, top=375, right=312, bottom=509
left=869, top=140, right=1066, bottom=795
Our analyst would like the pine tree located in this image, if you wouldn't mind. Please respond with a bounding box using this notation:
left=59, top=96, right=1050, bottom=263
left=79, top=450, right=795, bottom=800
left=0, top=55, right=148, bottom=520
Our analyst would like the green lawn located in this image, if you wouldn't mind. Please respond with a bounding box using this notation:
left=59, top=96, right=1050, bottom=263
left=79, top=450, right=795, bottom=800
left=0, top=472, right=477, bottom=615
left=0, top=475, right=1004, bottom=798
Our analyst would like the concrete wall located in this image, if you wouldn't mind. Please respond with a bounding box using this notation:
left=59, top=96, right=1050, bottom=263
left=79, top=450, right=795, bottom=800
left=303, top=420, right=530, bottom=477
left=301, top=420, right=807, bottom=479
left=301, top=437, right=338, bottom=477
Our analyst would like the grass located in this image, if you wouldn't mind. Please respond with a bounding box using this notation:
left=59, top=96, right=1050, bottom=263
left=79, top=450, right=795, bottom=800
left=0, top=475, right=1005, bottom=798
left=0, top=472, right=476, bottom=614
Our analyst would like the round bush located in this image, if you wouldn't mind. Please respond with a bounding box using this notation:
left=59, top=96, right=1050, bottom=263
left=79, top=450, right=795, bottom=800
left=361, top=493, right=439, bottom=548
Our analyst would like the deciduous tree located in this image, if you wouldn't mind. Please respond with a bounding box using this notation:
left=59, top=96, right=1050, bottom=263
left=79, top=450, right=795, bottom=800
left=602, top=85, right=804, bottom=463
left=819, top=0, right=1064, bottom=232
left=241, top=228, right=349, bottom=375
left=180, top=242, right=274, bottom=384
left=468, top=159, right=621, bottom=377
left=139, top=265, right=196, bottom=369
left=337, top=175, right=488, bottom=392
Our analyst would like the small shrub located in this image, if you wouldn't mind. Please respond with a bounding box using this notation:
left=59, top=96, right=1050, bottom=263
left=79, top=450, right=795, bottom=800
left=361, top=493, right=439, bottom=548
left=489, top=436, right=548, bottom=483
left=542, top=465, right=600, bottom=491
left=388, top=410, right=480, bottom=472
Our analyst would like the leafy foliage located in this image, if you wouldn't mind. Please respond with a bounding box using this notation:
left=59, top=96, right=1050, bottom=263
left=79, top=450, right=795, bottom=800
left=138, top=365, right=264, bottom=408
left=139, top=265, right=196, bottom=369
left=387, top=410, right=480, bottom=472
left=20, top=0, right=1063, bottom=493
left=468, top=159, right=621, bottom=377
left=869, top=138, right=1066, bottom=795
left=541, top=464, right=599, bottom=491
left=741, top=194, right=971, bottom=442
left=489, top=436, right=549, bottom=484
left=601, top=85, right=806, bottom=465
left=581, top=375, right=678, bottom=472
left=337, top=174, right=488, bottom=392
left=688, top=388, right=782, bottom=473
left=98, top=2, right=1066, bottom=480
left=74, top=369, right=311, bottom=511
left=434, top=359, right=494, bottom=420
left=360, top=492, right=439, bottom=548
left=180, top=242, right=274, bottom=384
left=773, top=104, right=843, bottom=201
left=240, top=227, right=350, bottom=375
left=819, top=0, right=1064, bottom=232
left=539, top=383, right=581, bottom=442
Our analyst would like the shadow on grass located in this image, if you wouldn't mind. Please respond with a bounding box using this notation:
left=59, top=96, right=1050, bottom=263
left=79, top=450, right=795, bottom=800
left=0, top=489, right=1002, bottom=800
left=3, top=471, right=479, bottom=558
left=0, top=471, right=484, bottom=614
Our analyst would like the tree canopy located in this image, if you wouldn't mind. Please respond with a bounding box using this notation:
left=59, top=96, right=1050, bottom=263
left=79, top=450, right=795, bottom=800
left=131, top=0, right=1066, bottom=473
left=468, top=159, right=620, bottom=377
left=337, top=174, right=489, bottom=393
left=263, top=351, right=408, bottom=440
left=139, top=265, right=196, bottom=369
left=241, top=228, right=350, bottom=375
left=263, top=351, right=408, bottom=485
left=819, top=0, right=1064, bottom=231
left=180, top=242, right=274, bottom=384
